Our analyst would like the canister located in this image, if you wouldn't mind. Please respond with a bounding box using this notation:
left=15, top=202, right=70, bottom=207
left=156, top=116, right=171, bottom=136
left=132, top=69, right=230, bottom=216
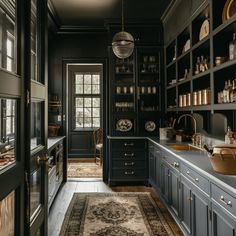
left=202, top=89, right=211, bottom=105
left=179, top=95, right=183, bottom=107
left=193, top=92, right=198, bottom=106
left=197, top=90, right=202, bottom=105
left=182, top=94, right=187, bottom=107
left=186, top=93, right=191, bottom=106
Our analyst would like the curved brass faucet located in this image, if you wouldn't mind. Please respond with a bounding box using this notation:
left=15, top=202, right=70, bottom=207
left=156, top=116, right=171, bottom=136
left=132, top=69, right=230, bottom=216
left=177, top=114, right=197, bottom=134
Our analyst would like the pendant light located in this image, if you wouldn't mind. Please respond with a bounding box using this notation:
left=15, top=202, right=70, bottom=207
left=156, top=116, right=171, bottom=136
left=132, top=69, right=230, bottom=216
left=112, top=0, right=134, bottom=59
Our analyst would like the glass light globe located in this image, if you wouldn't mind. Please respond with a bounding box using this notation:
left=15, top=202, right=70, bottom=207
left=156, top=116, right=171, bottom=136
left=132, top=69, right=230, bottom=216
left=112, top=31, right=134, bottom=59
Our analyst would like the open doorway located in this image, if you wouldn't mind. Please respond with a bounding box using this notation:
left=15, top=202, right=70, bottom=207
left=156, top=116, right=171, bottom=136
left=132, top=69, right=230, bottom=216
left=66, top=63, right=103, bottom=179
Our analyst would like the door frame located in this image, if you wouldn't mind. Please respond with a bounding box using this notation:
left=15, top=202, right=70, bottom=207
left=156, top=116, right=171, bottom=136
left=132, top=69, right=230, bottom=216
left=62, top=58, right=108, bottom=182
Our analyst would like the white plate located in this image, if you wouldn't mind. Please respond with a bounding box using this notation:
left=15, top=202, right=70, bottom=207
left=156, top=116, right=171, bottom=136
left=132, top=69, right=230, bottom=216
left=116, top=119, right=133, bottom=132
left=145, top=121, right=156, bottom=132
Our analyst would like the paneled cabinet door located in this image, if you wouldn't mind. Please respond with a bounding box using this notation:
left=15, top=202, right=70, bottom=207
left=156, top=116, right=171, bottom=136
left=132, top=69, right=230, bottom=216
left=155, top=149, right=161, bottom=189
left=149, top=151, right=156, bottom=187
left=180, top=177, right=210, bottom=236
left=212, top=202, right=236, bottom=236
left=161, top=162, right=180, bottom=216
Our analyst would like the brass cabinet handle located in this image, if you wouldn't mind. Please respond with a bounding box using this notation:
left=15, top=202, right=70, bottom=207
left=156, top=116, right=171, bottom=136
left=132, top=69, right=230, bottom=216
left=220, top=196, right=232, bottom=207
left=124, top=162, right=135, bottom=166
left=187, top=171, right=199, bottom=182
left=124, top=143, right=134, bottom=146
left=124, top=153, right=134, bottom=157
left=171, top=161, right=179, bottom=168
left=125, top=171, right=134, bottom=175
left=37, top=155, right=49, bottom=165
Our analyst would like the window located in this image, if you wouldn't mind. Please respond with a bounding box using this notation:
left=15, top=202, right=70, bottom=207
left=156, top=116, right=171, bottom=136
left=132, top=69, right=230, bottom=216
left=0, top=98, right=16, bottom=142
left=74, top=73, right=101, bottom=129
left=0, top=2, right=16, bottom=73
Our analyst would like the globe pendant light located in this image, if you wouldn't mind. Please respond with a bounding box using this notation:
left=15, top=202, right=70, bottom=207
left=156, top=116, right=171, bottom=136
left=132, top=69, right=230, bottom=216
left=112, top=0, right=134, bottom=59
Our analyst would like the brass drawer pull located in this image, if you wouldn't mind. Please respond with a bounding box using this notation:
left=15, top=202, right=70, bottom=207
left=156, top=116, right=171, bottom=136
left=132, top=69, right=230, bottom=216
left=124, top=153, right=134, bottom=157
left=171, top=161, right=179, bottom=168
left=124, top=162, right=135, bottom=166
left=124, top=143, right=134, bottom=147
left=187, top=171, right=199, bottom=182
left=125, top=171, right=134, bottom=175
left=220, top=196, right=232, bottom=207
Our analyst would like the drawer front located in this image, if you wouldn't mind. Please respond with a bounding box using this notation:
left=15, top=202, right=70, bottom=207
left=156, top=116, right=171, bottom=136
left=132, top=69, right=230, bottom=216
left=211, top=184, right=236, bottom=217
left=181, top=163, right=209, bottom=194
left=112, top=160, right=146, bottom=168
left=111, top=150, right=146, bottom=160
left=111, top=168, right=147, bottom=179
left=162, top=152, right=181, bottom=171
left=111, top=139, right=147, bottom=149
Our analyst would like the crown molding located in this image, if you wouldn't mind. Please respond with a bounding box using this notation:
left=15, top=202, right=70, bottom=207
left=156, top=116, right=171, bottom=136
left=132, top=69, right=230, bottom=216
left=161, top=0, right=179, bottom=23
left=48, top=0, right=61, bottom=29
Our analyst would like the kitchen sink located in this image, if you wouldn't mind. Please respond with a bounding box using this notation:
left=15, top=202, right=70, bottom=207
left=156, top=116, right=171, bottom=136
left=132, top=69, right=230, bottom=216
left=167, top=144, right=199, bottom=151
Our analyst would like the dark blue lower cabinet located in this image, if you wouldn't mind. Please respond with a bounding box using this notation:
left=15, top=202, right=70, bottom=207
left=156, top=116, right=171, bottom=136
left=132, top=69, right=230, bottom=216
left=212, top=202, right=236, bottom=236
left=180, top=177, right=210, bottom=236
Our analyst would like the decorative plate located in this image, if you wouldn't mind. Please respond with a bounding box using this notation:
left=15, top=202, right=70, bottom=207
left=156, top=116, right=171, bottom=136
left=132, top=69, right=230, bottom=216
left=145, top=121, right=156, bottom=132
left=199, top=19, right=210, bottom=41
left=116, top=119, right=133, bottom=132
left=222, top=0, right=236, bottom=22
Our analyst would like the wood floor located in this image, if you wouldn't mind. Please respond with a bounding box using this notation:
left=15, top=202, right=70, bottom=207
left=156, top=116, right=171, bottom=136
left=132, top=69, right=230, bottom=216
left=48, top=179, right=183, bottom=236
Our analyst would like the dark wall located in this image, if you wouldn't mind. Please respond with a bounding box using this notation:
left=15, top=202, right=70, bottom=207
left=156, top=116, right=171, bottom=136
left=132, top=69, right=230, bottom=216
left=48, top=32, right=108, bottom=158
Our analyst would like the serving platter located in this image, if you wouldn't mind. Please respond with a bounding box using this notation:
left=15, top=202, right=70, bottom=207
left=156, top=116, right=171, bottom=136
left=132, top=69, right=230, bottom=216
left=145, top=121, right=156, bottom=132
left=116, top=119, right=133, bottom=132
left=222, top=0, right=236, bottom=22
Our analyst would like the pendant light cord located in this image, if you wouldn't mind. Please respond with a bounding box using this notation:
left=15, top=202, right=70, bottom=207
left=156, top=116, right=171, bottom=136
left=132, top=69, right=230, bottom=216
left=122, top=0, right=124, bottom=31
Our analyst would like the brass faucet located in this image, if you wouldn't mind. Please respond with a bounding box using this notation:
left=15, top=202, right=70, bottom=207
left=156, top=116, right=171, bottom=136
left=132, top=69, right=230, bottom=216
left=177, top=114, right=197, bottom=135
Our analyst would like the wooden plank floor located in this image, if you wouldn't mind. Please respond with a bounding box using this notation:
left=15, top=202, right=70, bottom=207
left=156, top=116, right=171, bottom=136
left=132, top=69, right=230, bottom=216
left=48, top=179, right=183, bottom=236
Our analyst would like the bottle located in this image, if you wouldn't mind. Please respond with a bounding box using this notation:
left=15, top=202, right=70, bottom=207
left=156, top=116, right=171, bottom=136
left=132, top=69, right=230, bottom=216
left=225, top=126, right=233, bottom=144
left=231, top=79, right=236, bottom=103
left=229, top=33, right=236, bottom=60
left=223, top=81, right=229, bottom=103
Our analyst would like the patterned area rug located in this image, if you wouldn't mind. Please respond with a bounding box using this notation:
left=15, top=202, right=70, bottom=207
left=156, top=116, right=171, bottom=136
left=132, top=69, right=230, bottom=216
left=60, top=192, right=175, bottom=236
left=68, top=162, right=102, bottom=178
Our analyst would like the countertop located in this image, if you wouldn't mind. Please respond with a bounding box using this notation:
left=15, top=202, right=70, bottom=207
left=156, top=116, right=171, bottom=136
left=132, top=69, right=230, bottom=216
left=148, top=137, right=236, bottom=196
left=47, top=136, right=65, bottom=151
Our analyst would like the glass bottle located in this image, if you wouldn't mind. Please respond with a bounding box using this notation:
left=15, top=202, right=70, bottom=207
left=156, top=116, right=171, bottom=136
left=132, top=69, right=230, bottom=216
left=223, top=80, right=229, bottom=103
left=229, top=33, right=236, bottom=60
left=231, top=79, right=236, bottom=103
left=225, top=126, right=233, bottom=144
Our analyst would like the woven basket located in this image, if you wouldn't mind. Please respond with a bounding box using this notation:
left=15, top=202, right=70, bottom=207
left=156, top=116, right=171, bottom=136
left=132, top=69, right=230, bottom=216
left=208, top=148, right=236, bottom=175
left=48, top=124, right=60, bottom=137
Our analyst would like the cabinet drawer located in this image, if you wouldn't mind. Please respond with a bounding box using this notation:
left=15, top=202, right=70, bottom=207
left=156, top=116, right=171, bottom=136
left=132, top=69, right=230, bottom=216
left=112, top=160, right=146, bottom=168
left=181, top=163, right=209, bottom=194
left=162, top=152, right=181, bottom=171
left=111, top=139, right=147, bottom=149
left=111, top=150, right=146, bottom=160
left=111, top=168, right=147, bottom=179
left=211, top=184, right=236, bottom=217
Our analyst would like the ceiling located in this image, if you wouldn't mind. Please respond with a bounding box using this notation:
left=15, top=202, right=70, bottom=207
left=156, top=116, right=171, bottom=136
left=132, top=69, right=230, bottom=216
left=49, top=0, right=172, bottom=29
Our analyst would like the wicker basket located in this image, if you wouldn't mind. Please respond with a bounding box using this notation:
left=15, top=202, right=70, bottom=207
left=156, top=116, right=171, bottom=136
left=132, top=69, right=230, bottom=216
left=48, top=124, right=60, bottom=137
left=208, top=148, right=236, bottom=175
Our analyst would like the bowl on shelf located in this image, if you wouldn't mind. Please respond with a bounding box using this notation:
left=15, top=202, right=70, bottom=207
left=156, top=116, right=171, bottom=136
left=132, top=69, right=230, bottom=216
left=48, top=124, right=60, bottom=137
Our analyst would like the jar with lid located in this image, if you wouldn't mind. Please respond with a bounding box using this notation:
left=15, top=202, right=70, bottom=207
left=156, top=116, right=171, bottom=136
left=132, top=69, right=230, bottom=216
left=193, top=91, right=198, bottom=106
left=197, top=90, right=202, bottom=105
left=179, top=95, right=183, bottom=107
left=202, top=89, right=211, bottom=105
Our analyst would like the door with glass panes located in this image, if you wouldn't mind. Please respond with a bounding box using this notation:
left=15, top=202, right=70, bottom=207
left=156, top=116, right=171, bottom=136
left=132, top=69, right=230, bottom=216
left=0, top=0, right=24, bottom=235
left=26, top=0, right=48, bottom=235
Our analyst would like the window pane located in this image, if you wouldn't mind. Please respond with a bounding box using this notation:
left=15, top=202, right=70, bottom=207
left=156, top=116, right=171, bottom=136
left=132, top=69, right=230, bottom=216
left=92, top=74, right=100, bottom=84
left=84, top=117, right=92, bottom=127
left=75, top=74, right=83, bottom=84
left=84, top=108, right=91, bottom=117
left=92, top=108, right=100, bottom=117
left=0, top=3, right=16, bottom=72
left=76, top=108, right=83, bottom=117
left=92, top=98, right=100, bottom=107
left=75, top=84, right=83, bottom=94
left=84, top=84, right=91, bottom=94
left=75, top=98, right=83, bottom=107
left=92, top=85, right=100, bottom=94
left=84, top=74, right=91, bottom=84
left=31, top=102, right=42, bottom=150
left=76, top=117, right=83, bottom=128
left=84, top=98, right=91, bottom=107
left=93, top=118, right=100, bottom=127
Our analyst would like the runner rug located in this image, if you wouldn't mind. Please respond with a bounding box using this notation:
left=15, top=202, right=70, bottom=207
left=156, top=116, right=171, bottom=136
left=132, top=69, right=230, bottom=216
left=59, top=192, right=175, bottom=236
left=67, top=162, right=102, bottom=178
